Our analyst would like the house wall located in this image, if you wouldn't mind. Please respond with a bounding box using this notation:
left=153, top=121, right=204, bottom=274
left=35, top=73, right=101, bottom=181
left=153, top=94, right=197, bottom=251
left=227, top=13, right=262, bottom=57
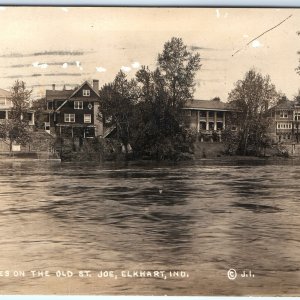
left=184, top=109, right=227, bottom=132
left=57, top=100, right=95, bottom=125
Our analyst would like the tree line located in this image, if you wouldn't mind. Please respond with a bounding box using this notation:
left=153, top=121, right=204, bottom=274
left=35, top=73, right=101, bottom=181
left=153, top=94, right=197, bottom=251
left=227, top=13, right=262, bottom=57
left=1, top=36, right=300, bottom=159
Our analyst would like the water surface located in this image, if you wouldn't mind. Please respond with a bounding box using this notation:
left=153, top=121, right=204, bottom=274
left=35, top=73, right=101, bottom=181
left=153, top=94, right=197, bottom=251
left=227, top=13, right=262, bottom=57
left=0, top=159, right=299, bottom=295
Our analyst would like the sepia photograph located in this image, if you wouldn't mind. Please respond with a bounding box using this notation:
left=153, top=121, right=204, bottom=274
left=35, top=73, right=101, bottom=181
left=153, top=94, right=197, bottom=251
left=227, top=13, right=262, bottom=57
left=0, top=5, right=299, bottom=296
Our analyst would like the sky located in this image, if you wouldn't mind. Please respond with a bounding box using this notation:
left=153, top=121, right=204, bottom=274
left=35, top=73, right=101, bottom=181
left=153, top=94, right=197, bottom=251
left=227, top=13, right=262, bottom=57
left=0, top=6, right=299, bottom=101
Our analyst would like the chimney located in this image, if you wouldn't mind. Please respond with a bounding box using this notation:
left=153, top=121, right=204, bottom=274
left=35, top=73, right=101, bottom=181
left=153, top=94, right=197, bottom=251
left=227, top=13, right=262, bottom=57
left=52, top=84, right=55, bottom=91
left=92, top=79, right=99, bottom=92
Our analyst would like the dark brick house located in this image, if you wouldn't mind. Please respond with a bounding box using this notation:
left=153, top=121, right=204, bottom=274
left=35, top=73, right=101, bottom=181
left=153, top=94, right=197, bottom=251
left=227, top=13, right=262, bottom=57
left=44, top=80, right=103, bottom=139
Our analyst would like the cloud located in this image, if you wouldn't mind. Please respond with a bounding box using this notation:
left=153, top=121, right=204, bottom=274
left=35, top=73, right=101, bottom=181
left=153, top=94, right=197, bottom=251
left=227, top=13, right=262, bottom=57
left=32, top=62, right=48, bottom=68
left=252, top=39, right=262, bottom=48
left=121, top=66, right=131, bottom=72
left=9, top=64, right=32, bottom=68
left=131, top=62, right=140, bottom=69
left=8, top=62, right=78, bottom=68
left=44, top=73, right=83, bottom=76
left=190, top=45, right=217, bottom=51
left=0, top=50, right=88, bottom=58
left=96, top=66, right=106, bottom=73
left=201, top=57, right=227, bottom=61
left=0, top=52, right=23, bottom=58
left=33, top=51, right=85, bottom=56
left=1, top=74, right=42, bottom=79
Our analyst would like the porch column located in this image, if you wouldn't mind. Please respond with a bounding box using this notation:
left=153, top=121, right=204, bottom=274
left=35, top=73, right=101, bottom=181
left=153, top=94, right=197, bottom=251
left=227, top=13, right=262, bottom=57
left=71, top=127, right=74, bottom=138
left=197, top=111, right=199, bottom=133
left=206, top=111, right=209, bottom=130
left=223, top=112, right=226, bottom=129
left=214, top=111, right=217, bottom=130
left=5, top=110, right=8, bottom=120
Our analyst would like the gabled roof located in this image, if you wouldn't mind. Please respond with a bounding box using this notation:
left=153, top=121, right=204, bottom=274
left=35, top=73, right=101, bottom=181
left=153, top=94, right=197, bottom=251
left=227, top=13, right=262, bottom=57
left=69, top=80, right=100, bottom=98
left=0, top=88, right=11, bottom=98
left=184, top=99, right=233, bottom=111
left=45, top=80, right=100, bottom=112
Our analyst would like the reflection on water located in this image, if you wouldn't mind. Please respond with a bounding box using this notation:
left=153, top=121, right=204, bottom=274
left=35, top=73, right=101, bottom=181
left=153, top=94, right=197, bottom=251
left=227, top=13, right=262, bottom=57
left=0, top=160, right=300, bottom=295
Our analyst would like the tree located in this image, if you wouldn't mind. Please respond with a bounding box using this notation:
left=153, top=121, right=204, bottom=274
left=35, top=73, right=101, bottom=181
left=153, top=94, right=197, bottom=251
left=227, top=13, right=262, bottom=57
left=99, top=37, right=201, bottom=160
left=157, top=37, right=201, bottom=108
left=0, top=81, right=32, bottom=152
left=227, top=69, right=278, bottom=156
left=99, top=71, right=138, bottom=154
left=10, top=80, right=31, bottom=120
left=131, top=37, right=201, bottom=159
left=0, top=120, right=31, bottom=152
left=296, top=31, right=300, bottom=75
left=31, top=97, right=47, bottom=130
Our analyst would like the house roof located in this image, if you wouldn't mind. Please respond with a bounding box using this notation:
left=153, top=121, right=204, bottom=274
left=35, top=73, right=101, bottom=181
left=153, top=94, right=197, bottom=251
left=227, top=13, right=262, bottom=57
left=46, top=80, right=100, bottom=111
left=273, top=100, right=295, bottom=110
left=69, top=80, right=100, bottom=98
left=0, top=88, right=11, bottom=98
left=45, top=89, right=74, bottom=101
left=184, top=99, right=232, bottom=111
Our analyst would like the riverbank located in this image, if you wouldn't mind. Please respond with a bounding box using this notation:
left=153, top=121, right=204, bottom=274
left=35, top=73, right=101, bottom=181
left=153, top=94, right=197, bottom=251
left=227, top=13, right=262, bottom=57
left=0, top=152, right=61, bottom=162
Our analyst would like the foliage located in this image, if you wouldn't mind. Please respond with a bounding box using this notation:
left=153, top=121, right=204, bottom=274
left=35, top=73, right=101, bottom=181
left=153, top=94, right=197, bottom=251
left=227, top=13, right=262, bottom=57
left=221, top=127, right=240, bottom=155
left=99, top=37, right=201, bottom=160
left=10, top=80, right=31, bottom=120
left=226, top=69, right=278, bottom=156
left=31, top=97, right=47, bottom=130
left=0, top=120, right=31, bottom=151
left=296, top=30, right=300, bottom=75
left=0, top=81, right=32, bottom=151
left=132, top=38, right=201, bottom=160
left=99, top=71, right=138, bottom=154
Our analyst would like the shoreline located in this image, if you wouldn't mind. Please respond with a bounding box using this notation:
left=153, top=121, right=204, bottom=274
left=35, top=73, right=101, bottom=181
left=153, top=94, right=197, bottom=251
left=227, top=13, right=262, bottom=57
left=0, top=152, right=299, bottom=165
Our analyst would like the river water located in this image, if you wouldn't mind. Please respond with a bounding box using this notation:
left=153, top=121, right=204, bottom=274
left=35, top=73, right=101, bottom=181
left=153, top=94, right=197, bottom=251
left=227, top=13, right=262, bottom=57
left=0, top=159, right=299, bottom=295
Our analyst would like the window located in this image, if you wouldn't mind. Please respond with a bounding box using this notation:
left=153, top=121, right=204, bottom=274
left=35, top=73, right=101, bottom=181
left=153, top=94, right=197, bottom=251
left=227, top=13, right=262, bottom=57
left=83, top=89, right=90, bottom=97
left=74, top=101, right=83, bottom=109
left=200, top=121, right=206, bottom=130
left=0, top=99, right=5, bottom=106
left=47, top=101, right=53, bottom=110
left=278, top=123, right=292, bottom=129
left=217, top=111, right=223, bottom=118
left=64, top=114, right=75, bottom=123
left=199, top=111, right=206, bottom=118
left=208, top=111, right=214, bottom=118
left=216, top=122, right=223, bottom=130
left=0, top=111, right=6, bottom=119
left=84, top=114, right=91, bottom=123
left=280, top=111, right=288, bottom=118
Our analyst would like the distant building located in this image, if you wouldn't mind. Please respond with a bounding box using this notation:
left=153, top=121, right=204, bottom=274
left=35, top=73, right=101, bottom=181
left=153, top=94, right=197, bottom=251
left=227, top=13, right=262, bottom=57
left=269, top=99, right=300, bottom=143
left=44, top=80, right=103, bottom=139
left=183, top=98, right=236, bottom=141
left=0, top=88, right=34, bottom=125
